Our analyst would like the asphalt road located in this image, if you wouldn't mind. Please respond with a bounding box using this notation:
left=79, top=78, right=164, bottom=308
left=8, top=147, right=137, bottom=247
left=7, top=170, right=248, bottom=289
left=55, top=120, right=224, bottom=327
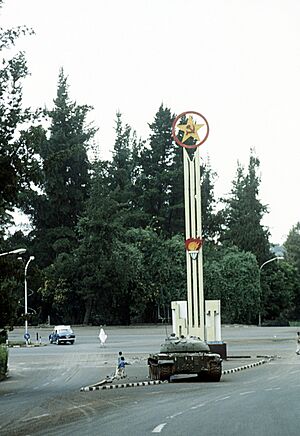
left=1, top=325, right=300, bottom=435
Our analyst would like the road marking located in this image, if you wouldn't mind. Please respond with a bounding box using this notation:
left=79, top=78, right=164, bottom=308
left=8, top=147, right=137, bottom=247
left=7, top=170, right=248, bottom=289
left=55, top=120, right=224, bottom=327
left=22, top=413, right=50, bottom=422
left=215, top=396, right=231, bottom=402
left=68, top=404, right=90, bottom=410
left=168, top=412, right=183, bottom=419
left=191, top=403, right=205, bottom=409
left=240, top=391, right=255, bottom=396
left=265, top=387, right=281, bottom=391
left=152, top=423, right=167, bottom=433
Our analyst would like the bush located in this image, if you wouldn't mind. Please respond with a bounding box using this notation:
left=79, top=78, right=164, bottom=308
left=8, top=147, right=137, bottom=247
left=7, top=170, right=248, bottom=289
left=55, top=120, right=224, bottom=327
left=262, top=318, right=290, bottom=327
left=0, top=329, right=7, bottom=344
left=0, top=346, right=8, bottom=380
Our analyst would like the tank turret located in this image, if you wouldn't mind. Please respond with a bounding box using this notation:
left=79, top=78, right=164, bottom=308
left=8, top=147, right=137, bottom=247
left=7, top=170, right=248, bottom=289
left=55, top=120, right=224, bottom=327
left=160, top=334, right=210, bottom=353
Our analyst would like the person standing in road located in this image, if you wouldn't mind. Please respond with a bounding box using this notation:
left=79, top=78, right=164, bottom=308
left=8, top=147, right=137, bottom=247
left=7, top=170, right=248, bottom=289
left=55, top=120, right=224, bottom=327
left=115, top=351, right=123, bottom=377
left=296, top=332, right=300, bottom=355
left=98, top=328, right=107, bottom=346
left=117, top=351, right=123, bottom=365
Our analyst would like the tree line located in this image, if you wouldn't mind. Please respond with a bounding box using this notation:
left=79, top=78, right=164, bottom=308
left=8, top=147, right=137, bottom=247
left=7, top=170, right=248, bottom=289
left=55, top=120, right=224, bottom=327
left=1, top=7, right=300, bottom=333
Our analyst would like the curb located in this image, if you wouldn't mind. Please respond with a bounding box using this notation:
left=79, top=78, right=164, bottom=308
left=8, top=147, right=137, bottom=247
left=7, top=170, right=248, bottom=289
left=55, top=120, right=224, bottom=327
left=222, top=358, right=269, bottom=375
left=80, top=380, right=167, bottom=392
left=80, top=358, right=272, bottom=392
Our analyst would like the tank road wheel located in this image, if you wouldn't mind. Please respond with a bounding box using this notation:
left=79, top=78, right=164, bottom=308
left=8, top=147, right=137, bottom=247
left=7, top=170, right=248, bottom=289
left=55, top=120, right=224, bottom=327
left=198, top=363, right=222, bottom=382
left=197, top=372, right=209, bottom=382
left=158, top=365, right=172, bottom=382
left=149, top=364, right=158, bottom=380
left=208, top=363, right=222, bottom=382
left=198, top=365, right=222, bottom=382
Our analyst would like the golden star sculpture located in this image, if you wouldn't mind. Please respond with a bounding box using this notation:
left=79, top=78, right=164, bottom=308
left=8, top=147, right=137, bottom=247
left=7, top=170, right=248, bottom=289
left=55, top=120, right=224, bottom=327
left=177, top=115, right=204, bottom=144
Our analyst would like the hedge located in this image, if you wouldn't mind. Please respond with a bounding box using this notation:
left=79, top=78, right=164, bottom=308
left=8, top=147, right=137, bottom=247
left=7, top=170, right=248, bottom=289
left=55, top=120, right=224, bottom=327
left=0, top=346, right=8, bottom=381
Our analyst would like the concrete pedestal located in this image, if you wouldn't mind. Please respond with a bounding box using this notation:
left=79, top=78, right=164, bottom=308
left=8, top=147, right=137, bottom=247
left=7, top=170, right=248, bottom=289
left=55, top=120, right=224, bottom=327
left=208, top=342, right=227, bottom=360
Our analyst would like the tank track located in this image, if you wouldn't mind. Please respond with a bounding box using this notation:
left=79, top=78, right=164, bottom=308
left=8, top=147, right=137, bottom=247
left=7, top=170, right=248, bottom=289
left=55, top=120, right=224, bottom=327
left=149, top=362, right=173, bottom=382
left=198, top=362, right=222, bottom=382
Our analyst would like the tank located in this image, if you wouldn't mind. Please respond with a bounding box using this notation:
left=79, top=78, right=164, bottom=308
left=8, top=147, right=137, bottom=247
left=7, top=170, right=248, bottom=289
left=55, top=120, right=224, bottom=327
left=148, top=334, right=222, bottom=382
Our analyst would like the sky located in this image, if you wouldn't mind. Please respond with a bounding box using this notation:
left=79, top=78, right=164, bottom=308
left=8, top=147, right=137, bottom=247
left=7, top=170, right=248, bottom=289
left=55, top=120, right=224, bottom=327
left=1, top=0, right=300, bottom=244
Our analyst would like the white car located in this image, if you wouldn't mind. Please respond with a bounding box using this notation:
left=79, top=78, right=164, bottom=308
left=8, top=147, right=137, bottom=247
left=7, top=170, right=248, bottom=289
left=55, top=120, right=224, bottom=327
left=49, top=325, right=76, bottom=345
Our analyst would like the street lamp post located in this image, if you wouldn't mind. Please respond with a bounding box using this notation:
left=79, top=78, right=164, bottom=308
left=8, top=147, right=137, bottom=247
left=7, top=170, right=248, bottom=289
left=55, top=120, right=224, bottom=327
left=24, top=256, right=35, bottom=336
left=0, top=248, right=26, bottom=257
left=258, top=256, right=284, bottom=327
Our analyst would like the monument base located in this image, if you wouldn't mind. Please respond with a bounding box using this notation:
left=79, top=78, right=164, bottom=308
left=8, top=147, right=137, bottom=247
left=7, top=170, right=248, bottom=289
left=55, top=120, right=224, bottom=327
left=207, top=342, right=227, bottom=360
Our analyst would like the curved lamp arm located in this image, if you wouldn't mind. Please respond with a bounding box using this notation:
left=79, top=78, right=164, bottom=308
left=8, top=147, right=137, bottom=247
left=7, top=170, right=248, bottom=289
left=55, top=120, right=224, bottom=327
left=260, top=256, right=284, bottom=270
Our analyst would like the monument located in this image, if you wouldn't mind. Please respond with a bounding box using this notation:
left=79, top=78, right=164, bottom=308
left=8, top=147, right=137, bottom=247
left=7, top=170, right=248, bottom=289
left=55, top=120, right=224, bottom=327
left=171, top=111, right=226, bottom=357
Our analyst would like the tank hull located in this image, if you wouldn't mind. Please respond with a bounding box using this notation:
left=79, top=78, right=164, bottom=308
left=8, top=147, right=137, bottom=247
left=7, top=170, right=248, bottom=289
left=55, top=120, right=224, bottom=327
left=148, top=352, right=222, bottom=382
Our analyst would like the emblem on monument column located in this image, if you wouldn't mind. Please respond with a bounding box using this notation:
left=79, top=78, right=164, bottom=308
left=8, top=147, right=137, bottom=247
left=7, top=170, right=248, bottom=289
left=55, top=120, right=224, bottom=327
left=172, top=111, right=209, bottom=149
left=185, top=237, right=203, bottom=260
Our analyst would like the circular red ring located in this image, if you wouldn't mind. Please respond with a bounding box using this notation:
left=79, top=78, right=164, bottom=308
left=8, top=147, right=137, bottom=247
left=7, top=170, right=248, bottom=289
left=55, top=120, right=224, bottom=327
left=172, top=110, right=209, bottom=149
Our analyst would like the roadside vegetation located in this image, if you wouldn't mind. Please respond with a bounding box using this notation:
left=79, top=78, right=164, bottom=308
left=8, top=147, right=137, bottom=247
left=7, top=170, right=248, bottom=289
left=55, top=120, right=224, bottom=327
left=0, top=346, right=8, bottom=380
left=1, top=0, right=300, bottom=333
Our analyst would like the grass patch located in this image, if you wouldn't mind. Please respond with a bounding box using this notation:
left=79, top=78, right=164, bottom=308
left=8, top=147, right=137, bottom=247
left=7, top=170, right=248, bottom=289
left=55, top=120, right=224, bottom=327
left=289, top=321, right=300, bottom=327
left=7, top=340, right=25, bottom=346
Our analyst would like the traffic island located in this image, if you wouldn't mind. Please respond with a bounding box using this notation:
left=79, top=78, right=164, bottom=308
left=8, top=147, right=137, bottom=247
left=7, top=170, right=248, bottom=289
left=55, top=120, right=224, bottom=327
left=6, top=340, right=47, bottom=348
left=81, top=380, right=168, bottom=392
left=222, top=358, right=271, bottom=375
left=80, top=356, right=274, bottom=392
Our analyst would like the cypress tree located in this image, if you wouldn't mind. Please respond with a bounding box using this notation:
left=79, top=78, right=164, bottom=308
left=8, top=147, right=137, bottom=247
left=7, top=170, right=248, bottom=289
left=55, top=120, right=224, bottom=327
left=135, top=104, right=178, bottom=235
left=30, top=69, right=96, bottom=266
left=222, top=150, right=270, bottom=265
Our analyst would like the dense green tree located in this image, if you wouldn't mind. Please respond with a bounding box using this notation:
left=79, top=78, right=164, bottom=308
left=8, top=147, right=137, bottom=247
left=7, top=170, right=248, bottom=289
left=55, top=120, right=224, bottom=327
left=260, top=260, right=299, bottom=324
left=165, top=124, right=185, bottom=236
left=27, top=69, right=96, bottom=267
left=0, top=4, right=43, bottom=330
left=284, top=222, right=300, bottom=272
left=109, top=111, right=145, bottom=228
left=35, top=158, right=110, bottom=324
left=0, top=8, right=42, bottom=237
left=110, top=112, right=133, bottom=194
left=283, top=222, right=300, bottom=320
left=134, top=104, right=179, bottom=235
left=39, top=68, right=95, bottom=229
left=204, top=248, right=260, bottom=324
left=221, top=150, right=270, bottom=265
left=0, top=255, right=23, bottom=331
left=201, top=159, right=223, bottom=242
left=121, top=228, right=186, bottom=323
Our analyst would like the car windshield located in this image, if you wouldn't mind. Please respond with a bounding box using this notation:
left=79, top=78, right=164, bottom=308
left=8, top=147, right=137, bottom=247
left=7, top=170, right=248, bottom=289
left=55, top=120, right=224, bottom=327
left=60, top=329, right=72, bottom=334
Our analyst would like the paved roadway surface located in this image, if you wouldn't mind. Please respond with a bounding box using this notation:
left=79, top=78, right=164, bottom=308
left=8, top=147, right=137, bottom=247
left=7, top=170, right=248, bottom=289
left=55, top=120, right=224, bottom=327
left=1, top=325, right=300, bottom=435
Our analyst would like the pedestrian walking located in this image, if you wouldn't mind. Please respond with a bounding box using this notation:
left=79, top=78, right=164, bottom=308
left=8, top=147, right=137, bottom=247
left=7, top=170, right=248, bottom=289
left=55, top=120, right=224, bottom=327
left=98, top=328, right=107, bottom=346
left=296, top=332, right=300, bottom=355
left=116, top=356, right=127, bottom=379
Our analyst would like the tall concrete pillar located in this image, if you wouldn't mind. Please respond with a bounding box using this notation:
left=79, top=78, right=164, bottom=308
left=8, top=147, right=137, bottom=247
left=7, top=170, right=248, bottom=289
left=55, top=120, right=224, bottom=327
left=183, top=147, right=205, bottom=339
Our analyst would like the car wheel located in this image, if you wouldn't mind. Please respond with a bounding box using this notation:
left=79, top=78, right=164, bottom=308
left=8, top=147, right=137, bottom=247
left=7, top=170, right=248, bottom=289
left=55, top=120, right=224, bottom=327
left=70, top=341, right=74, bottom=345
